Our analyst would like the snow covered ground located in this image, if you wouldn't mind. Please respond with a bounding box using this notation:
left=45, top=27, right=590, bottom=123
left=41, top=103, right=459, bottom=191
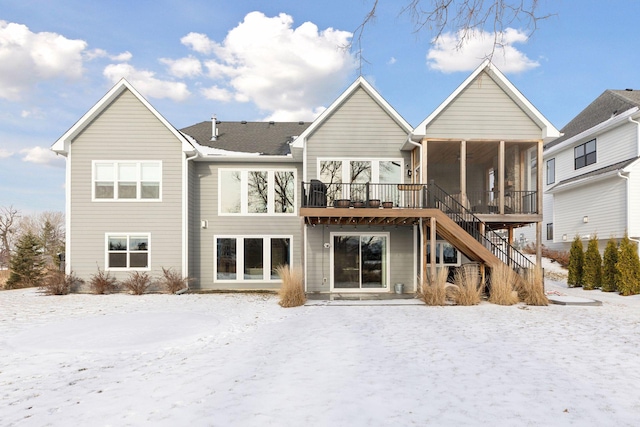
left=2, top=268, right=640, bottom=426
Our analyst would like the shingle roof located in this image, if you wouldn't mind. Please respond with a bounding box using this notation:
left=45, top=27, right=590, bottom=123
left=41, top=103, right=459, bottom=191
left=546, top=89, right=640, bottom=150
left=180, top=121, right=312, bottom=155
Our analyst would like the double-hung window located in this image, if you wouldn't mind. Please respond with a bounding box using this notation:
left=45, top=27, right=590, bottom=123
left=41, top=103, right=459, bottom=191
left=427, top=241, right=461, bottom=266
left=94, top=161, right=162, bottom=200
left=546, top=158, right=555, bottom=185
left=106, top=233, right=150, bottom=270
left=215, top=236, right=291, bottom=282
left=219, top=169, right=296, bottom=215
left=574, top=139, right=596, bottom=169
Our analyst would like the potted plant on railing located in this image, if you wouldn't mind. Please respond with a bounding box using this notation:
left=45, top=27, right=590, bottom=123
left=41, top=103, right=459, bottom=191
left=334, top=199, right=350, bottom=208
left=368, top=199, right=381, bottom=208
left=382, top=201, right=393, bottom=208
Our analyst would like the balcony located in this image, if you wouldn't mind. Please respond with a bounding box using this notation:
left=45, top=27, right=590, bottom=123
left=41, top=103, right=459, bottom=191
left=301, top=181, right=538, bottom=216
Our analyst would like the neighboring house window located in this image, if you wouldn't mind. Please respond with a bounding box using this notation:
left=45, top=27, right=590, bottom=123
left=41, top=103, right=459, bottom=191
left=106, top=234, right=150, bottom=270
left=546, top=158, right=555, bottom=185
left=93, top=161, right=161, bottom=201
left=427, top=241, right=461, bottom=266
left=215, top=236, right=291, bottom=281
left=219, top=169, right=296, bottom=215
left=547, top=223, right=553, bottom=241
left=574, top=139, right=596, bottom=169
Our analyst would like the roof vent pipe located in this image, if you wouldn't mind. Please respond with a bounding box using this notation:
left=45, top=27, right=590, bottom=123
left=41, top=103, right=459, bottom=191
left=211, top=115, right=218, bottom=141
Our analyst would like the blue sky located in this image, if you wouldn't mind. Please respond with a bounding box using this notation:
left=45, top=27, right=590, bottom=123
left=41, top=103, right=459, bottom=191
left=2, top=0, right=640, bottom=214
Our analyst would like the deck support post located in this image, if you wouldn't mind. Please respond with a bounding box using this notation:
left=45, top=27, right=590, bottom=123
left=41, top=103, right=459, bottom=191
left=460, top=140, right=466, bottom=200
left=499, top=140, right=505, bottom=215
left=430, top=217, right=437, bottom=282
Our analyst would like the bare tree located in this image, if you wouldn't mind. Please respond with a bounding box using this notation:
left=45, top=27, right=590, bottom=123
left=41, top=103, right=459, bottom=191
left=353, top=0, right=552, bottom=71
left=18, top=211, right=65, bottom=268
left=0, top=206, right=20, bottom=269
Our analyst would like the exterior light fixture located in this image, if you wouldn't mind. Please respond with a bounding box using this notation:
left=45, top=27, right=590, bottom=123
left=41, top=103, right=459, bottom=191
left=583, top=216, right=589, bottom=223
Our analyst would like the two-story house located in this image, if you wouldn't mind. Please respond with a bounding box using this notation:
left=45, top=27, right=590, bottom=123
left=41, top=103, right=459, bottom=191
left=528, top=89, right=640, bottom=253
left=52, top=60, right=558, bottom=294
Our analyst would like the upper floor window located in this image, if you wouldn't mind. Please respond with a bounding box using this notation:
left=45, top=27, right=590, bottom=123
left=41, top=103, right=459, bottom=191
left=574, top=139, right=596, bottom=169
left=106, top=233, right=150, bottom=270
left=93, top=161, right=161, bottom=201
left=318, top=159, right=402, bottom=204
left=219, top=169, right=295, bottom=215
left=546, top=158, right=555, bottom=185
left=546, top=223, right=553, bottom=241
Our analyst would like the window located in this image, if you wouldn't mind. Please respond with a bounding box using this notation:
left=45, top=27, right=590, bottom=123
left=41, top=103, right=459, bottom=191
left=319, top=159, right=402, bottom=205
left=547, top=223, right=553, bottom=241
left=219, top=169, right=295, bottom=215
left=215, top=236, right=291, bottom=282
left=546, top=158, right=555, bottom=185
left=106, top=234, right=150, bottom=270
left=427, top=241, right=461, bottom=266
left=94, top=161, right=161, bottom=201
left=574, top=139, right=596, bottom=169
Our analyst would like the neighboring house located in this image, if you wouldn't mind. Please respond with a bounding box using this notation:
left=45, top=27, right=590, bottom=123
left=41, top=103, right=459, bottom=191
left=522, top=89, right=640, bottom=253
left=52, top=60, right=558, bottom=293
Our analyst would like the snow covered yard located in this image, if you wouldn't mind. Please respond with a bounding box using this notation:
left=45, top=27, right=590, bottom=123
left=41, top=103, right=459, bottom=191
left=2, top=282, right=640, bottom=426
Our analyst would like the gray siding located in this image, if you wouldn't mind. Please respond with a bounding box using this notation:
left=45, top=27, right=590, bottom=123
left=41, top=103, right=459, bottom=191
left=69, top=90, right=184, bottom=281
left=305, top=225, right=415, bottom=293
left=191, top=160, right=304, bottom=290
left=306, top=87, right=410, bottom=180
left=426, top=72, right=542, bottom=140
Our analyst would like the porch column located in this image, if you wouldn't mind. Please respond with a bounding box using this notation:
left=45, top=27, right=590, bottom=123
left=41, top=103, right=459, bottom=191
left=499, top=140, right=505, bottom=215
left=430, top=217, right=437, bottom=281
left=422, top=139, right=428, bottom=184
left=536, top=140, right=543, bottom=265
left=460, top=140, right=466, bottom=200
left=422, top=220, right=428, bottom=281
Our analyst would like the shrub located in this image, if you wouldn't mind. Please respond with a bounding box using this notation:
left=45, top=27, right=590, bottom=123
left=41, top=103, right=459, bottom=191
left=122, top=271, right=153, bottom=295
left=488, top=264, right=519, bottom=305
left=160, top=267, right=193, bottom=294
left=89, top=267, right=119, bottom=294
left=582, top=235, right=602, bottom=290
left=276, top=265, right=305, bottom=307
left=541, top=247, right=570, bottom=268
left=567, top=236, right=584, bottom=287
left=39, top=269, right=83, bottom=295
left=601, top=238, right=619, bottom=292
left=516, top=266, right=548, bottom=306
left=417, top=267, right=448, bottom=306
left=452, top=264, right=482, bottom=306
left=616, top=233, right=640, bottom=296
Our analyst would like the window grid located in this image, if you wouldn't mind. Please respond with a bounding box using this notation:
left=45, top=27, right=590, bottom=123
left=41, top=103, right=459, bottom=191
left=214, top=236, right=292, bottom=282
left=93, top=161, right=162, bottom=201
left=574, top=139, right=596, bottom=169
left=106, top=233, right=150, bottom=270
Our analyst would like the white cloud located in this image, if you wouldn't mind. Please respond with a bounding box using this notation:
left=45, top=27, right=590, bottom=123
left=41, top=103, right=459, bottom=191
left=20, top=108, right=43, bottom=118
left=21, top=146, right=63, bottom=166
left=103, top=63, right=191, bottom=101
left=201, top=85, right=233, bottom=102
left=0, top=21, right=88, bottom=100
left=427, top=28, right=539, bottom=73
left=86, top=49, right=132, bottom=62
left=264, top=106, right=326, bottom=122
left=186, top=12, right=356, bottom=120
left=388, top=57, right=397, bottom=65
left=0, top=148, right=14, bottom=158
left=181, top=32, right=218, bottom=55
left=160, top=56, right=202, bottom=78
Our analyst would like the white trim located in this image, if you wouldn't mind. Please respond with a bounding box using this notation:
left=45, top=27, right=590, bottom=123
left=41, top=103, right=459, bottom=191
left=213, top=235, right=293, bottom=283
left=104, top=232, right=151, bottom=271
left=329, top=231, right=391, bottom=293
left=64, top=144, right=72, bottom=274
left=91, top=160, right=163, bottom=202
left=414, top=60, right=560, bottom=142
left=52, top=79, right=195, bottom=155
left=292, top=76, right=412, bottom=150
left=217, top=167, right=297, bottom=216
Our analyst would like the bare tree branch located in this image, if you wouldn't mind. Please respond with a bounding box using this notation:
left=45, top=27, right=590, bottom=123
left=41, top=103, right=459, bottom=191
left=0, top=206, right=20, bottom=268
left=353, top=0, right=553, bottom=62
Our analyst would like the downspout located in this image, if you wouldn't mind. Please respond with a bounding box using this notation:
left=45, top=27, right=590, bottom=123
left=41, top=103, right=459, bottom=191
left=406, top=133, right=423, bottom=291
left=180, top=150, right=199, bottom=294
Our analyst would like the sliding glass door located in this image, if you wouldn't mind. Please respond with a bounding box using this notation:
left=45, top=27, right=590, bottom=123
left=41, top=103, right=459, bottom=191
left=332, top=233, right=388, bottom=291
